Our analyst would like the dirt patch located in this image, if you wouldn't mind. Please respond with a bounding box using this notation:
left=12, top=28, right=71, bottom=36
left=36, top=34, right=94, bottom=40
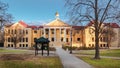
left=0, top=54, right=37, bottom=61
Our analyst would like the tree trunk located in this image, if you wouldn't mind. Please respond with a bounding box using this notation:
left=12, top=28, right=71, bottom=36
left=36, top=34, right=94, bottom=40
left=94, top=0, right=100, bottom=59
left=94, top=29, right=100, bottom=59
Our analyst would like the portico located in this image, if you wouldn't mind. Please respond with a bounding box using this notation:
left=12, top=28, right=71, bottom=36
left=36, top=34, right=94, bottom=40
left=43, top=25, right=71, bottom=46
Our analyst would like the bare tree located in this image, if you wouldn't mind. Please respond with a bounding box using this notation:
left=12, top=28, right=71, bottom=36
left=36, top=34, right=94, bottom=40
left=0, top=1, right=13, bottom=43
left=5, top=24, right=24, bottom=48
left=65, top=0, right=120, bottom=59
left=102, top=24, right=116, bottom=48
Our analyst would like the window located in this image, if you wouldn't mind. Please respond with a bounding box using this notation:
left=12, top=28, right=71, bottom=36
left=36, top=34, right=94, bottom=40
left=100, top=37, right=102, bottom=42
left=8, top=38, right=10, bottom=42
left=103, top=44, right=106, bottom=47
left=51, top=29, right=54, bottom=34
left=26, top=30, right=28, bottom=34
left=11, top=30, right=13, bottom=34
left=11, top=44, right=13, bottom=47
left=61, top=37, right=63, bottom=42
left=92, top=44, right=94, bottom=47
left=52, top=38, right=54, bottom=42
left=23, top=38, right=25, bottom=42
left=15, top=30, right=17, bottom=34
left=89, top=44, right=91, bottom=47
left=66, top=30, right=69, bottom=35
left=26, top=44, right=28, bottom=47
left=100, top=44, right=102, bottom=47
left=8, top=44, right=10, bottom=47
left=8, top=29, right=10, bottom=34
left=23, top=44, right=25, bottom=47
left=19, top=44, right=21, bottom=47
left=46, top=29, right=49, bottom=34
left=19, top=38, right=21, bottom=42
left=92, top=37, right=94, bottom=42
left=26, top=38, right=28, bottom=42
left=77, top=38, right=80, bottom=41
left=34, top=30, right=37, bottom=33
left=66, top=38, right=68, bottom=42
left=34, top=38, right=37, bottom=41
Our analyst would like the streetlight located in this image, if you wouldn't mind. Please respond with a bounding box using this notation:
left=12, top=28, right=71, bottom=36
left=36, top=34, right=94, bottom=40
left=70, top=26, right=72, bottom=54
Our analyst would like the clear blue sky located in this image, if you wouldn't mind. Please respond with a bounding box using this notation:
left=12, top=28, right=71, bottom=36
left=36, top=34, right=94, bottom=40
left=1, top=0, right=68, bottom=25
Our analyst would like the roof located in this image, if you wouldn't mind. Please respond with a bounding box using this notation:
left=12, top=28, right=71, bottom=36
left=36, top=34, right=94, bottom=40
left=72, top=26, right=85, bottom=30
left=18, top=21, right=28, bottom=27
left=45, top=19, right=70, bottom=27
left=35, top=37, right=50, bottom=43
left=38, top=26, right=43, bottom=28
left=86, top=21, right=120, bottom=28
left=27, top=25, right=37, bottom=29
left=104, top=23, right=120, bottom=28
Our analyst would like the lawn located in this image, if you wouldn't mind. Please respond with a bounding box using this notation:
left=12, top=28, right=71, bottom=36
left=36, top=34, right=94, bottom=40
left=74, top=49, right=120, bottom=57
left=0, top=48, right=27, bottom=53
left=79, top=56, right=120, bottom=68
left=0, top=54, right=63, bottom=68
left=0, top=48, right=63, bottom=68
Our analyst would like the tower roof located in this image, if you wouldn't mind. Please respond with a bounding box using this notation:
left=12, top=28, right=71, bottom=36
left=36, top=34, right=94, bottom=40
left=45, top=19, right=70, bottom=27
left=45, top=12, right=70, bottom=27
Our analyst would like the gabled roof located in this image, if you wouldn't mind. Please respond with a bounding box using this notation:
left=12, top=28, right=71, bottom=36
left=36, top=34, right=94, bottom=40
left=86, top=21, right=120, bottom=28
left=45, top=19, right=70, bottom=27
left=18, top=21, right=28, bottom=27
left=104, top=23, right=120, bottom=28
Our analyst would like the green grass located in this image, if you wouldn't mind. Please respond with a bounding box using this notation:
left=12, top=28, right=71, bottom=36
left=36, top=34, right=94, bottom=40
left=75, top=49, right=120, bottom=57
left=0, top=57, right=63, bottom=68
left=0, top=49, right=27, bottom=53
left=79, top=56, right=120, bottom=68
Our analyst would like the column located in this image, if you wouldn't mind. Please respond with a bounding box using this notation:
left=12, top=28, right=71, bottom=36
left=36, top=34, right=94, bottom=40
left=60, top=28, right=61, bottom=42
left=54, top=28, right=56, bottom=42
left=44, top=28, right=46, bottom=38
left=49, top=28, right=51, bottom=41
left=64, top=28, right=66, bottom=42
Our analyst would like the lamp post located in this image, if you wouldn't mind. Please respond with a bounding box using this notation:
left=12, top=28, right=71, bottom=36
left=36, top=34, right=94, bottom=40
left=70, top=26, right=72, bottom=54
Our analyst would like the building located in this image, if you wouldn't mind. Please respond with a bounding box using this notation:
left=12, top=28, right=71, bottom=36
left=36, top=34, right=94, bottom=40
left=4, top=13, right=120, bottom=48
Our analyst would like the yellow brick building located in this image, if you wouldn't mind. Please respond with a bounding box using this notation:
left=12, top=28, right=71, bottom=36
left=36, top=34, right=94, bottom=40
left=4, top=13, right=120, bottom=48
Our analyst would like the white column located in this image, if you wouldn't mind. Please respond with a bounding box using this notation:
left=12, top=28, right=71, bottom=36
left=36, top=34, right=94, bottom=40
left=54, top=28, right=56, bottom=42
left=44, top=28, right=46, bottom=38
left=49, top=28, right=51, bottom=41
left=64, top=28, right=66, bottom=42
left=60, top=28, right=61, bottom=42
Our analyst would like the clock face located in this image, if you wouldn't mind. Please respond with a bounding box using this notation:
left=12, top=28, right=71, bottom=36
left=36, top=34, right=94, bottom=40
left=37, top=44, right=42, bottom=49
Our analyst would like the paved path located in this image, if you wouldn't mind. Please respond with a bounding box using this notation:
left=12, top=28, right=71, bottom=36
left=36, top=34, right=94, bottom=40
left=56, top=47, right=93, bottom=68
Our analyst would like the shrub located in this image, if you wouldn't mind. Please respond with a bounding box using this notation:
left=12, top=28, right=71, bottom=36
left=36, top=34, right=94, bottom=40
left=62, top=45, right=95, bottom=50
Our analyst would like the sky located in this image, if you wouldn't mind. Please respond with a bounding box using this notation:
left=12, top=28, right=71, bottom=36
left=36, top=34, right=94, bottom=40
left=1, top=0, right=68, bottom=25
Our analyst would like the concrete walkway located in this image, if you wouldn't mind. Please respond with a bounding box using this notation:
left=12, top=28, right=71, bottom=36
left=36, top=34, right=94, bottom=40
left=56, top=47, right=93, bottom=68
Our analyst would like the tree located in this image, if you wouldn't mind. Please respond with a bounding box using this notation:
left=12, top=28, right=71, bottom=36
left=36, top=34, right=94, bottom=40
left=103, top=24, right=116, bottom=48
left=5, top=24, right=24, bottom=48
left=65, top=0, right=120, bottom=59
left=0, top=1, right=12, bottom=43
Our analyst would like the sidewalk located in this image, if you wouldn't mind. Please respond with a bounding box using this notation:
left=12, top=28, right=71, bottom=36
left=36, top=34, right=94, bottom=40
left=55, top=47, right=93, bottom=68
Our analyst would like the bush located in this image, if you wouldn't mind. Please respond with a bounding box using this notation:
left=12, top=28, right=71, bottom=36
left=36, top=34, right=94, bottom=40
left=62, top=45, right=95, bottom=50
left=49, top=47, right=56, bottom=51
